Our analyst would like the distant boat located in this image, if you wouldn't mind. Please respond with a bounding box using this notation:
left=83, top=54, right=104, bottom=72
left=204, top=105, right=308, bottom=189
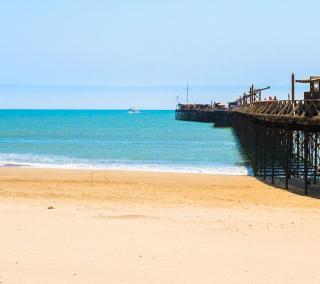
left=128, top=107, right=141, bottom=114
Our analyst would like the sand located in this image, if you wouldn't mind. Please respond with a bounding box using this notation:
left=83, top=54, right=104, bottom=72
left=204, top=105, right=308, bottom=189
left=0, top=168, right=320, bottom=283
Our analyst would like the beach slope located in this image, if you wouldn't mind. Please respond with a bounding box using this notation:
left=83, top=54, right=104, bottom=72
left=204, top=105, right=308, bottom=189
left=0, top=168, right=320, bottom=284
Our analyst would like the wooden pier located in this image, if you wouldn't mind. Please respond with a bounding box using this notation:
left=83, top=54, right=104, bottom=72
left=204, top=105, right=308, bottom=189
left=175, top=103, right=234, bottom=127
left=175, top=75, right=320, bottom=194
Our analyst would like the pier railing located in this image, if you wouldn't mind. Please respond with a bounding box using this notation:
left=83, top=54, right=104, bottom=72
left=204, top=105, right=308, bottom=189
left=177, top=104, right=214, bottom=111
left=176, top=103, right=229, bottom=111
left=235, top=99, right=320, bottom=123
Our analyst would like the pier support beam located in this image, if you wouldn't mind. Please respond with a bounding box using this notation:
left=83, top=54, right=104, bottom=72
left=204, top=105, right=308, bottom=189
left=285, top=130, right=290, bottom=189
left=314, top=134, right=318, bottom=184
left=263, top=129, right=267, bottom=180
left=304, top=131, right=309, bottom=195
left=271, top=129, right=275, bottom=184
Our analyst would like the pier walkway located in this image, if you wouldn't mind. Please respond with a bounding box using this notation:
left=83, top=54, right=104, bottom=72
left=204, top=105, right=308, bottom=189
left=175, top=103, right=234, bottom=127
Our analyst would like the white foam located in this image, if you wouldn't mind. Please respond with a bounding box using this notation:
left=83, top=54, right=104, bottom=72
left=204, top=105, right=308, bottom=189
left=0, top=153, right=251, bottom=176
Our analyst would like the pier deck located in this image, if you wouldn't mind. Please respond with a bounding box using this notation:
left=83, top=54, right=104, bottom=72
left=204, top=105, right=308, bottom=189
left=175, top=104, right=233, bottom=127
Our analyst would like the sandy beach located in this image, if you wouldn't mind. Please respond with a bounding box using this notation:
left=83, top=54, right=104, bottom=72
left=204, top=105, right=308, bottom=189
left=1, top=168, right=320, bottom=284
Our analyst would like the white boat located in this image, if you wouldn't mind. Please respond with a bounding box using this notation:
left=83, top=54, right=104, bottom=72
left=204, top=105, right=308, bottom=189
left=128, top=107, right=141, bottom=114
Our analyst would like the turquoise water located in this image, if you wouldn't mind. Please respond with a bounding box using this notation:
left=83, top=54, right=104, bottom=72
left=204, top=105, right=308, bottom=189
left=0, top=110, right=250, bottom=175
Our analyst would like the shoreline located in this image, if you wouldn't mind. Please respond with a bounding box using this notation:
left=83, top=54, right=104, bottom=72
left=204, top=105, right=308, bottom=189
left=0, top=163, right=251, bottom=176
left=0, top=167, right=319, bottom=209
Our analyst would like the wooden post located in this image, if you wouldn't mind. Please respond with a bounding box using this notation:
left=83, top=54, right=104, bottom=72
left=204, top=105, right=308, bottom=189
left=271, top=130, right=275, bottom=184
left=296, top=131, right=300, bottom=175
left=253, top=124, right=258, bottom=175
left=314, top=134, right=318, bottom=184
left=263, top=129, right=267, bottom=180
left=251, top=84, right=254, bottom=104
left=291, top=73, right=295, bottom=101
left=285, top=130, right=290, bottom=189
left=304, top=131, right=309, bottom=195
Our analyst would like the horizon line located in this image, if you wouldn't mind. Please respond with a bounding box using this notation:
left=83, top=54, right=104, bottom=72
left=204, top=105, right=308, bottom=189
left=0, top=108, right=176, bottom=111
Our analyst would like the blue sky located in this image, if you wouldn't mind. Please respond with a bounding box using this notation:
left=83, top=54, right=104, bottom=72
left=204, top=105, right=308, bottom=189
left=0, top=0, right=319, bottom=108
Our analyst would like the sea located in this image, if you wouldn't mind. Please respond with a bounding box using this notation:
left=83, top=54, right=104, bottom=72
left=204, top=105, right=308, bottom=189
left=0, top=83, right=300, bottom=175
left=0, top=109, right=250, bottom=175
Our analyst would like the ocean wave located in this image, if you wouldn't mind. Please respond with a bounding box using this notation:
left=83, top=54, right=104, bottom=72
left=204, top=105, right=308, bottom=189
left=0, top=153, right=251, bottom=175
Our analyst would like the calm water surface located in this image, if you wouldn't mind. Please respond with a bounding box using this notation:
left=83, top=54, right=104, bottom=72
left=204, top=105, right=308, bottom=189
left=0, top=110, right=250, bottom=174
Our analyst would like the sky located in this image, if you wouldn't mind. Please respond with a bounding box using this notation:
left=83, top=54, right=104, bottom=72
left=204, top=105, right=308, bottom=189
left=0, top=0, right=319, bottom=108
